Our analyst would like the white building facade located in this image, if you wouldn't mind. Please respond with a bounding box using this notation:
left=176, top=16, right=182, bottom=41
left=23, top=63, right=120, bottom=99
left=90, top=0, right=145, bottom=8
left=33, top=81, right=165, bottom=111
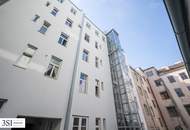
left=0, top=0, right=117, bottom=130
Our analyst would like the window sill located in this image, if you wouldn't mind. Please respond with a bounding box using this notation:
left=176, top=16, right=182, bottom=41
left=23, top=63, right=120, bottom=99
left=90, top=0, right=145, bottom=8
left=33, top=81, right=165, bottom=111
left=44, top=75, right=58, bottom=80
left=13, top=64, right=27, bottom=70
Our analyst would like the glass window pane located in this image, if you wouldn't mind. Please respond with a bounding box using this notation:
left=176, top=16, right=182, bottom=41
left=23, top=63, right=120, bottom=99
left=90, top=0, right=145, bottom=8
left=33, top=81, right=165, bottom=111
left=72, top=127, right=78, bottom=130
left=81, top=127, right=86, bottom=130
left=81, top=118, right=86, bottom=126
left=73, top=118, right=79, bottom=126
left=45, top=64, right=53, bottom=76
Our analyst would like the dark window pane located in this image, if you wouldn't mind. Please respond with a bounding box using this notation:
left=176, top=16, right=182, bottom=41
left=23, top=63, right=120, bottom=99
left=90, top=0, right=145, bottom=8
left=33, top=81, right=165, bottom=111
left=81, top=118, right=86, bottom=126
left=73, top=118, right=79, bottom=126
left=72, top=127, right=78, bottom=130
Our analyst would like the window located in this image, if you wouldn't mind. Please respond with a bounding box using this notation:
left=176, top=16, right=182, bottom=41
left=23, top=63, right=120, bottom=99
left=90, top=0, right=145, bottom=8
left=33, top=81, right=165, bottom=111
left=58, top=32, right=69, bottom=46
left=86, top=22, right=91, bottom=29
left=184, top=104, right=190, bottom=116
left=100, top=59, right=103, bottom=66
left=144, top=90, right=148, bottom=98
left=72, top=116, right=88, bottom=130
left=46, top=1, right=50, bottom=6
left=103, top=118, right=106, bottom=130
left=82, top=49, right=89, bottom=62
left=0, top=98, right=8, bottom=109
left=175, top=125, right=183, bottom=130
left=152, top=100, right=156, bottom=108
left=166, top=106, right=178, bottom=117
left=95, top=57, right=99, bottom=68
left=44, top=56, right=62, bottom=79
left=84, top=33, right=90, bottom=42
left=147, top=87, right=151, bottom=93
left=167, top=76, right=176, bottom=83
left=187, top=86, right=190, bottom=91
left=95, top=79, right=100, bottom=97
left=150, top=106, right=155, bottom=116
left=138, top=86, right=143, bottom=95
left=32, top=14, right=40, bottom=22
left=95, top=42, right=98, bottom=49
left=99, top=44, right=102, bottom=50
left=73, top=117, right=79, bottom=130
left=51, top=7, right=59, bottom=16
left=101, top=82, right=104, bottom=90
left=95, top=118, right=101, bottom=130
left=15, top=44, right=37, bottom=68
left=39, top=21, right=51, bottom=34
left=144, top=104, right=150, bottom=115
left=95, top=30, right=99, bottom=37
left=57, top=0, right=63, bottom=3
left=65, top=18, right=73, bottom=27
left=146, top=71, right=153, bottom=77
left=158, top=118, right=163, bottom=127
left=154, top=79, right=162, bottom=86
left=160, top=91, right=170, bottom=100
left=71, top=7, right=77, bottom=15
left=175, top=88, right=184, bottom=97
left=102, top=36, right=105, bottom=42
left=179, top=72, right=188, bottom=80
left=79, top=73, right=88, bottom=93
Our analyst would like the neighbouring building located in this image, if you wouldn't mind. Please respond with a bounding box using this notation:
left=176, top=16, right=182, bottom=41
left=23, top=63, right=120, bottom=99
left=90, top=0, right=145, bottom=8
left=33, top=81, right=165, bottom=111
left=129, top=67, right=168, bottom=130
left=144, top=61, right=190, bottom=130
left=0, top=0, right=117, bottom=130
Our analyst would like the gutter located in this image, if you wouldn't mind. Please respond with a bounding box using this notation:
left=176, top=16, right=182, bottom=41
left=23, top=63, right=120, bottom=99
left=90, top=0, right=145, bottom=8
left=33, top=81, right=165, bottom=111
left=64, top=13, right=85, bottom=130
left=163, top=0, right=190, bottom=77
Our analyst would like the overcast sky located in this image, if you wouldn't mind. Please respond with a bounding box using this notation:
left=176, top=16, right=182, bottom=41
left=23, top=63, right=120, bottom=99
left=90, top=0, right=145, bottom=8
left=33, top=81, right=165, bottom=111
left=71, top=0, right=182, bottom=69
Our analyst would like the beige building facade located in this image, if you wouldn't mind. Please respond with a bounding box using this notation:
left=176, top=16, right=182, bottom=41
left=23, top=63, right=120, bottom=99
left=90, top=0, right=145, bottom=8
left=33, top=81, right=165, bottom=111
left=129, top=67, right=167, bottom=130
left=144, top=61, right=190, bottom=130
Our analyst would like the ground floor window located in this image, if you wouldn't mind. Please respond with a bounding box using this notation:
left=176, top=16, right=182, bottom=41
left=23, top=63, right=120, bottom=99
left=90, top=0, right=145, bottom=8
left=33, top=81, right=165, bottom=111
left=95, top=118, right=101, bottom=130
left=72, top=116, right=88, bottom=130
left=12, top=116, right=61, bottom=130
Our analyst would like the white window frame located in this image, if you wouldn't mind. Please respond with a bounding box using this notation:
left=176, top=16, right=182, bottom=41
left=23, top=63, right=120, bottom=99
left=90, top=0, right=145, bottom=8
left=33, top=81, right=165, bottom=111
left=82, top=49, right=89, bottom=62
left=51, top=7, right=59, bottom=16
left=58, top=32, right=69, bottom=46
left=103, top=118, right=106, bottom=130
left=65, top=18, right=73, bottom=27
left=95, top=79, right=100, bottom=97
left=32, top=14, right=40, bottom=22
left=84, top=33, right=90, bottom=43
left=44, top=56, right=62, bottom=79
left=102, top=36, right=105, bottom=42
left=72, top=116, right=88, bottom=130
left=71, top=7, right=77, bottom=15
left=101, top=82, right=104, bottom=91
left=179, top=72, right=188, bottom=80
left=15, top=44, right=37, bottom=69
left=86, top=22, right=91, bottom=29
left=57, top=0, right=63, bottom=3
left=95, top=118, right=101, bottom=130
left=95, top=41, right=98, bottom=49
left=95, top=56, right=99, bottom=68
left=39, top=20, right=51, bottom=34
left=95, top=30, right=99, bottom=37
left=79, top=73, right=88, bottom=93
left=46, top=1, right=50, bottom=7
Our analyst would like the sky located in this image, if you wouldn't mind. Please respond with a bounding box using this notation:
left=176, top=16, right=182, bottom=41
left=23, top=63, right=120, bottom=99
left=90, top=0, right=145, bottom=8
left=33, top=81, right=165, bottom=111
left=71, top=0, right=182, bottom=69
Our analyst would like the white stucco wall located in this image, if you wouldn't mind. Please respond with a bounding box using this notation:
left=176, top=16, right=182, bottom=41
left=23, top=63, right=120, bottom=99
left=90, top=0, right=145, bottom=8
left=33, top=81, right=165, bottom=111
left=0, top=0, right=117, bottom=130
